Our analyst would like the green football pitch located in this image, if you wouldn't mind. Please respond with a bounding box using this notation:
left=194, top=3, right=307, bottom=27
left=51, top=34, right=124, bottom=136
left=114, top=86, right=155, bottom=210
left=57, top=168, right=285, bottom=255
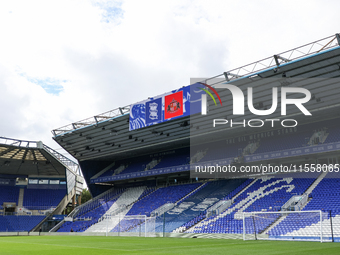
left=0, top=236, right=339, bottom=255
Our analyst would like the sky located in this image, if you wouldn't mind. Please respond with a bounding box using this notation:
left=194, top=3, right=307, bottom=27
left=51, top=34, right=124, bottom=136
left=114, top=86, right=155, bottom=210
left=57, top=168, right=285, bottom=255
left=0, top=0, right=339, bottom=161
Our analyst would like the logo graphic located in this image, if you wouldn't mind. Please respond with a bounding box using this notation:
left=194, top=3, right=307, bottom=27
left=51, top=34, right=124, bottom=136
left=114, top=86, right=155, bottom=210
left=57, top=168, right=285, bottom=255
left=146, top=98, right=162, bottom=124
left=149, top=103, right=159, bottom=120
left=201, top=83, right=312, bottom=116
left=197, top=82, right=312, bottom=128
left=129, top=104, right=146, bottom=130
left=167, top=99, right=180, bottom=113
left=198, top=82, right=223, bottom=107
left=164, top=91, right=183, bottom=120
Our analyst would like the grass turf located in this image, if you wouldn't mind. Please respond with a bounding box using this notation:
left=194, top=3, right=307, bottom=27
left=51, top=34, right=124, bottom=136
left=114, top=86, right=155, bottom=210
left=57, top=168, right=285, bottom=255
left=0, top=236, right=339, bottom=255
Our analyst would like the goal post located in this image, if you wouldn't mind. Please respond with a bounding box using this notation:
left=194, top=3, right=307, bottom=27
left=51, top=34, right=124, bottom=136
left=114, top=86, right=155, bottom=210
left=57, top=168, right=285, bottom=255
left=243, top=210, right=330, bottom=242
left=105, top=215, right=156, bottom=237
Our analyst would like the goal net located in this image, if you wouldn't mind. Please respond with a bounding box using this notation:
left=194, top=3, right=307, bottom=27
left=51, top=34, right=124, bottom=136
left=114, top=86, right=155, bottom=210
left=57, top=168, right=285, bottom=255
left=107, top=215, right=156, bottom=237
left=243, top=210, right=330, bottom=242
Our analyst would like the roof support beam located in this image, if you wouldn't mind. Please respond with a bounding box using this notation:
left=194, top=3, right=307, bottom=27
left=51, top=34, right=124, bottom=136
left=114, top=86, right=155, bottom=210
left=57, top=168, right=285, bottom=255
left=223, top=72, right=242, bottom=82
left=119, top=107, right=124, bottom=115
left=94, top=116, right=99, bottom=125
left=274, top=55, right=290, bottom=67
left=336, top=33, right=340, bottom=46
left=223, top=72, right=229, bottom=82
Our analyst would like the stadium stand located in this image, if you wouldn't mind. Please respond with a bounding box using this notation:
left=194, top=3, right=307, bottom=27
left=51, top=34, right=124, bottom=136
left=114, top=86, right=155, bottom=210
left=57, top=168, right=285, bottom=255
left=110, top=183, right=201, bottom=233
left=152, top=153, right=190, bottom=170
left=85, top=186, right=148, bottom=232
left=57, top=188, right=125, bottom=232
left=0, top=184, right=69, bottom=232
left=156, top=179, right=247, bottom=233
left=187, top=177, right=315, bottom=234
left=0, top=215, right=45, bottom=232
left=0, top=137, right=83, bottom=233
left=268, top=176, right=340, bottom=238
left=89, top=119, right=340, bottom=183
left=0, top=186, right=20, bottom=210
left=23, top=188, right=66, bottom=209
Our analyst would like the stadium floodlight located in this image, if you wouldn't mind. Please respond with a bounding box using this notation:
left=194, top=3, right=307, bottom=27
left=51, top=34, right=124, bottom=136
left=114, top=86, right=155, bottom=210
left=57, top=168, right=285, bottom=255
left=242, top=210, right=330, bottom=242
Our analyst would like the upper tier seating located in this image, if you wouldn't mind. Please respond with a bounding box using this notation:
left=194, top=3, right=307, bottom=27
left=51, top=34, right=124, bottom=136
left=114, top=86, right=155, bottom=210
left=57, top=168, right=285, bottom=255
left=0, top=186, right=20, bottom=209
left=23, top=188, right=66, bottom=209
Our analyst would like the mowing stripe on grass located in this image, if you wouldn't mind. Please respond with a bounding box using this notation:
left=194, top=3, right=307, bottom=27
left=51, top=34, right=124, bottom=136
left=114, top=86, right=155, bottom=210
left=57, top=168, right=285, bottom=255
left=0, top=238, right=255, bottom=252
left=1, top=236, right=340, bottom=255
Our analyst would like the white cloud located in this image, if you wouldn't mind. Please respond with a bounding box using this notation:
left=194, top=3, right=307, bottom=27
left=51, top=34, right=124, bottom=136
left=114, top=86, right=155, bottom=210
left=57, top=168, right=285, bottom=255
left=0, top=0, right=339, bottom=159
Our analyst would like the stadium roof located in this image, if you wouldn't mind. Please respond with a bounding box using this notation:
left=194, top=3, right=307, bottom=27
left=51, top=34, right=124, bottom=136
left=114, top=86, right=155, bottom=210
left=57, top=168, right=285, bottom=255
left=0, top=137, right=80, bottom=177
left=52, top=34, right=340, bottom=137
left=52, top=33, right=340, bottom=162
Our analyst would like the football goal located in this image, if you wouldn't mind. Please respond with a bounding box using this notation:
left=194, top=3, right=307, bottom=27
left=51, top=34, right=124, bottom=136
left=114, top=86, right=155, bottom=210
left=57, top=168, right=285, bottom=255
left=105, top=215, right=156, bottom=237
left=242, top=210, right=330, bottom=242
